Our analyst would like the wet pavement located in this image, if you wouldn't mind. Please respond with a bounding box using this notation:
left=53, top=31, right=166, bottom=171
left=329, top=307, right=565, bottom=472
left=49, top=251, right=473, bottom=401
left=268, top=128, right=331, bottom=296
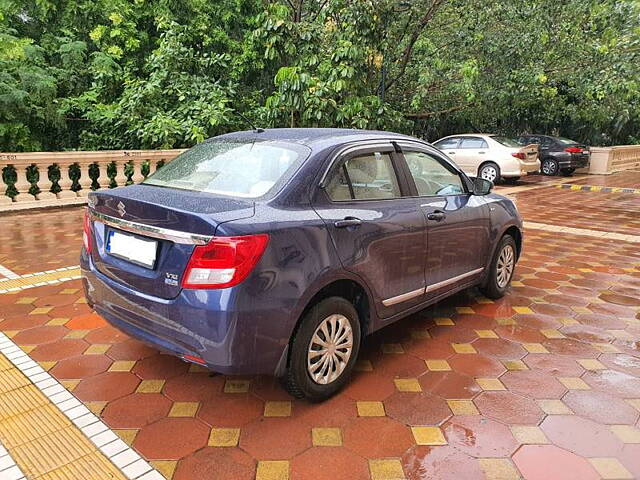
left=0, top=170, right=639, bottom=480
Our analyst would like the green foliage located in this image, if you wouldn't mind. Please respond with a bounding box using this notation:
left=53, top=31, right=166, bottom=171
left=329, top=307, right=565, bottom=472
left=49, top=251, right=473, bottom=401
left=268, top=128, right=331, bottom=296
left=0, top=0, right=638, bottom=151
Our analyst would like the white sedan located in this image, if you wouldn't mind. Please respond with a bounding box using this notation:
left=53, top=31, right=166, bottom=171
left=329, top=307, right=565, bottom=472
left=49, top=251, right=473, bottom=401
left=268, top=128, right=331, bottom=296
left=433, top=134, right=540, bottom=183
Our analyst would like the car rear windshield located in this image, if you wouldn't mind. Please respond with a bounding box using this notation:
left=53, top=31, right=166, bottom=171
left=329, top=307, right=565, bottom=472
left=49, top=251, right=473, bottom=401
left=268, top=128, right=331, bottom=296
left=491, top=136, right=521, bottom=148
left=143, top=140, right=308, bottom=198
left=557, top=137, right=579, bottom=145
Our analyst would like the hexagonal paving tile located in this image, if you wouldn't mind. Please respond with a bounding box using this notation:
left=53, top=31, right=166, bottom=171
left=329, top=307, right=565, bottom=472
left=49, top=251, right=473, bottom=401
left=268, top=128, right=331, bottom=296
left=474, top=391, right=544, bottom=425
left=442, top=415, right=519, bottom=458
left=540, top=415, right=624, bottom=457
left=342, top=417, right=414, bottom=459
left=102, top=393, right=172, bottom=428
left=134, top=417, right=210, bottom=460
left=513, top=445, right=600, bottom=480
left=384, top=391, right=452, bottom=426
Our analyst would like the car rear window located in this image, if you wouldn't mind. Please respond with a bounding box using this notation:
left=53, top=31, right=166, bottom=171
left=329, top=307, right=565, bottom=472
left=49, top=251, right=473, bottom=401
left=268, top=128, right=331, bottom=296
left=491, top=136, right=521, bottom=148
left=143, top=140, right=308, bottom=198
left=557, top=137, right=579, bottom=145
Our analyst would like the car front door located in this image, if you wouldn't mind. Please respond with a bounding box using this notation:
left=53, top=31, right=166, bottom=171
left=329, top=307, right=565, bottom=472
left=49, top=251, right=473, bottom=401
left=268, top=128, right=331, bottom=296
left=434, top=137, right=463, bottom=169
left=313, top=143, right=428, bottom=319
left=396, top=143, right=491, bottom=299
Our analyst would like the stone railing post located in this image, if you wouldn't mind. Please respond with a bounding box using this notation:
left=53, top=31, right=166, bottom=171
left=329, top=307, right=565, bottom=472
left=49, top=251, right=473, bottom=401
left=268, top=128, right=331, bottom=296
left=56, top=159, right=78, bottom=199
left=13, top=163, right=37, bottom=203
left=113, top=160, right=128, bottom=187
left=131, top=157, right=145, bottom=184
left=77, top=161, right=95, bottom=195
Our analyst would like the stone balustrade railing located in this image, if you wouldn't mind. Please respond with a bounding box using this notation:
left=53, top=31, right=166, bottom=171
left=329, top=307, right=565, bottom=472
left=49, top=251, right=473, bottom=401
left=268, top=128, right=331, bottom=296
left=588, top=145, right=640, bottom=175
left=0, top=150, right=184, bottom=212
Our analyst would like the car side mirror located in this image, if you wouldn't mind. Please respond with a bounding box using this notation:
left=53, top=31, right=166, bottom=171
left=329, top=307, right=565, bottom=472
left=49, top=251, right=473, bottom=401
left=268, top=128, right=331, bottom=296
left=472, top=177, right=493, bottom=195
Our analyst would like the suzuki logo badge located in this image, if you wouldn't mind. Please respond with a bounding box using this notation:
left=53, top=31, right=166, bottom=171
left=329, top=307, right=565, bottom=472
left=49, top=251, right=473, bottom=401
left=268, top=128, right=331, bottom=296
left=117, top=201, right=126, bottom=217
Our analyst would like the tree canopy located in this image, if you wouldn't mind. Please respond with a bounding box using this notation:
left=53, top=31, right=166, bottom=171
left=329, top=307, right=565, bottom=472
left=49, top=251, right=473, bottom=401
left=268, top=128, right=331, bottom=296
left=1, top=0, right=638, bottom=151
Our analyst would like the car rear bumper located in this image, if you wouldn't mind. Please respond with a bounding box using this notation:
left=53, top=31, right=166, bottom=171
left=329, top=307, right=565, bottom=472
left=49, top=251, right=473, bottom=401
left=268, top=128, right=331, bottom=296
left=558, top=155, right=590, bottom=168
left=81, top=252, right=288, bottom=375
left=502, top=160, right=540, bottom=177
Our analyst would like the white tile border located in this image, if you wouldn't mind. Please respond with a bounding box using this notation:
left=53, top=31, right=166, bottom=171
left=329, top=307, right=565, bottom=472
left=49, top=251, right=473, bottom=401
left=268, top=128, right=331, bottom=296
left=0, top=332, right=164, bottom=480
left=524, top=221, right=640, bottom=243
left=0, top=440, right=26, bottom=480
left=0, top=265, right=19, bottom=280
left=0, top=265, right=81, bottom=294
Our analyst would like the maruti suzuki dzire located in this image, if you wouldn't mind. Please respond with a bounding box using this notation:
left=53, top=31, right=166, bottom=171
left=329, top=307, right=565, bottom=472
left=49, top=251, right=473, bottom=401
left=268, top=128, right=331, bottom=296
left=81, top=128, right=522, bottom=401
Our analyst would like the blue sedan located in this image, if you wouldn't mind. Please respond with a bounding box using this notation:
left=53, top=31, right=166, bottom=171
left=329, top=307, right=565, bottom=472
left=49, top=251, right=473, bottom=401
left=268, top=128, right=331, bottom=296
left=81, top=128, right=522, bottom=401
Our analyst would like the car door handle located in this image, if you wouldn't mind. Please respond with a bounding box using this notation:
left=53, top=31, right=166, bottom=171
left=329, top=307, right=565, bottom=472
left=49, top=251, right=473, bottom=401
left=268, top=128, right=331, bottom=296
left=478, top=151, right=486, bottom=154
left=448, top=151, right=456, bottom=155
left=427, top=211, right=446, bottom=222
left=334, top=217, right=362, bottom=228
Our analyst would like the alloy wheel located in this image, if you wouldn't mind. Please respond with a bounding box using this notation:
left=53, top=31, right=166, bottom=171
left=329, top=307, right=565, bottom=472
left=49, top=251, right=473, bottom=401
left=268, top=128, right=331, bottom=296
left=496, top=244, right=515, bottom=288
left=542, top=159, right=557, bottom=175
left=307, top=314, right=353, bottom=385
left=480, top=166, right=498, bottom=183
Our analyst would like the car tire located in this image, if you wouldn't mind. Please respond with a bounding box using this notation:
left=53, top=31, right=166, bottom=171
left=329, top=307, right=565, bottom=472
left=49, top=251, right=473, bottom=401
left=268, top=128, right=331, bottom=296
left=478, top=162, right=501, bottom=184
left=560, top=167, right=575, bottom=176
left=480, top=235, right=517, bottom=300
left=284, top=296, right=361, bottom=402
left=541, top=158, right=559, bottom=176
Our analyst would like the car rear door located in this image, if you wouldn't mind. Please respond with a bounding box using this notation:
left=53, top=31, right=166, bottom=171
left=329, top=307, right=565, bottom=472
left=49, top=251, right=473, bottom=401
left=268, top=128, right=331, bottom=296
left=312, top=142, right=428, bottom=319
left=457, top=136, right=489, bottom=176
left=396, top=142, right=491, bottom=299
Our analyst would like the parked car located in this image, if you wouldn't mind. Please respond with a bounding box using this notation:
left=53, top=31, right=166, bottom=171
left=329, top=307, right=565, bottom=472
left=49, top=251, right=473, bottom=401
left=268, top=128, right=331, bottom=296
left=81, top=128, right=523, bottom=401
left=432, top=134, right=540, bottom=184
left=517, top=134, right=590, bottom=176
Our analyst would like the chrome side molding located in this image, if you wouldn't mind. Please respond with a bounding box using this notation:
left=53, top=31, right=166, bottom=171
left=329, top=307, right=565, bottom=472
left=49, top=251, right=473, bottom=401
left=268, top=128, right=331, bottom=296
left=89, top=210, right=213, bottom=245
left=382, top=287, right=425, bottom=307
left=382, top=267, right=484, bottom=306
left=425, top=267, right=484, bottom=293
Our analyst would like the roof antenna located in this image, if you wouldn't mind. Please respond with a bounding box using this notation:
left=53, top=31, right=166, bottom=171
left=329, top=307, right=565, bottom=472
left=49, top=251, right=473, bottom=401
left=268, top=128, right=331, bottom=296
left=234, top=110, right=264, bottom=133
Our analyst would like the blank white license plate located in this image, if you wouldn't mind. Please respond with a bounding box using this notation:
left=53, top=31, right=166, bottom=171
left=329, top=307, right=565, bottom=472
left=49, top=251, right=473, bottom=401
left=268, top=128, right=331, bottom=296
left=107, top=230, right=157, bottom=269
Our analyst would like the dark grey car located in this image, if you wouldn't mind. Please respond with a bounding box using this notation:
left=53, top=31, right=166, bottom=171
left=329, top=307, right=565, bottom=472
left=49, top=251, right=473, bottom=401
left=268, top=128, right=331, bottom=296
left=518, top=134, right=590, bottom=176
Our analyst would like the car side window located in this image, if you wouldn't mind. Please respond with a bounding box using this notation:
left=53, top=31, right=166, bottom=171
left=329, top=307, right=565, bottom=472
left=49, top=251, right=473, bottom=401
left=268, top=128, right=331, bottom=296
left=326, top=152, right=401, bottom=201
left=459, top=137, right=488, bottom=149
left=434, top=138, right=460, bottom=150
left=404, top=151, right=465, bottom=196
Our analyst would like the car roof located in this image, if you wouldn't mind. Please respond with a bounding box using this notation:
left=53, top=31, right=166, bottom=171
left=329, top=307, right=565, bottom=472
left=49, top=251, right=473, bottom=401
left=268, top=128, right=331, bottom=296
left=209, top=128, right=418, bottom=150
left=435, top=133, right=495, bottom=141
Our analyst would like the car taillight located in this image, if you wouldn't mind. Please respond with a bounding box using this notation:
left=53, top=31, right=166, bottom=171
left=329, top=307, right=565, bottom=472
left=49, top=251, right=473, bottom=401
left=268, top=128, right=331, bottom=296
left=182, top=234, right=269, bottom=289
left=511, top=152, right=526, bottom=160
left=83, top=208, right=92, bottom=253
left=565, top=147, right=582, bottom=153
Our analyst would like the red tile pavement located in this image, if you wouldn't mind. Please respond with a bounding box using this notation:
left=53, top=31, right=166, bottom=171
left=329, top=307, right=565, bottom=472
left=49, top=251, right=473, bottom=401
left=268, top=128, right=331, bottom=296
left=568, top=169, right=640, bottom=188
left=0, top=207, right=84, bottom=275
left=513, top=445, right=600, bottom=480
left=513, top=187, right=640, bottom=236
left=0, top=170, right=639, bottom=479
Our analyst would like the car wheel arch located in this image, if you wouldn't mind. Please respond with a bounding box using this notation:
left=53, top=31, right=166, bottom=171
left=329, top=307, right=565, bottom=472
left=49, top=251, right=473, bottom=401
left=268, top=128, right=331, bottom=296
left=273, top=275, right=373, bottom=378
left=294, top=277, right=373, bottom=339
left=478, top=161, right=501, bottom=180
left=480, top=224, right=522, bottom=289
left=503, top=225, right=522, bottom=259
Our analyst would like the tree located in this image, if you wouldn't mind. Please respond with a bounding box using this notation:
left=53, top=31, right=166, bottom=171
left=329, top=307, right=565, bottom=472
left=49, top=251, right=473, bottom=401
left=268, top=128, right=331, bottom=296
left=0, top=0, right=638, bottom=151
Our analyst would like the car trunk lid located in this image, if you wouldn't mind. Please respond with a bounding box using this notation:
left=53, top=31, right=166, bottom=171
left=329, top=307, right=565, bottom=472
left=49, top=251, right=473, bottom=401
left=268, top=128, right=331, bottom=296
left=87, top=185, right=255, bottom=299
left=516, top=144, right=539, bottom=162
